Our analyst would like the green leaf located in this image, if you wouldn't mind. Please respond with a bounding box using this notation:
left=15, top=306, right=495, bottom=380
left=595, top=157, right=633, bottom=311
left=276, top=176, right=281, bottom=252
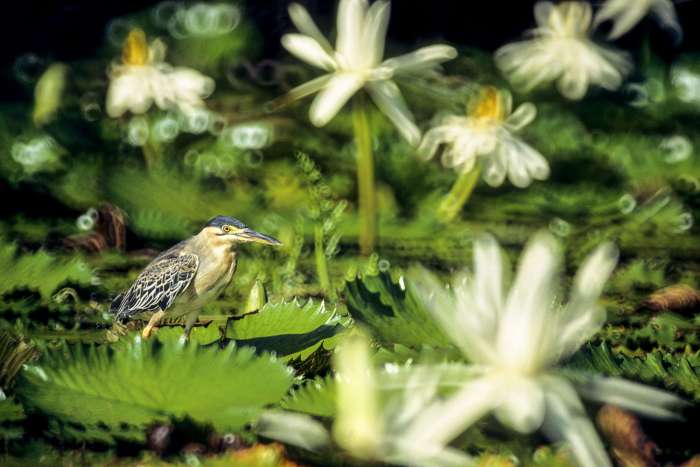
left=343, top=272, right=451, bottom=348
left=0, top=397, right=25, bottom=442
left=16, top=338, right=294, bottom=444
left=0, top=240, right=94, bottom=300
left=225, top=299, right=345, bottom=361
left=280, top=376, right=336, bottom=417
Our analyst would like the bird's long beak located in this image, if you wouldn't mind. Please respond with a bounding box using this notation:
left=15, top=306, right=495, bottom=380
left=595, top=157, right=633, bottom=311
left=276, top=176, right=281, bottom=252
left=240, top=228, right=282, bottom=246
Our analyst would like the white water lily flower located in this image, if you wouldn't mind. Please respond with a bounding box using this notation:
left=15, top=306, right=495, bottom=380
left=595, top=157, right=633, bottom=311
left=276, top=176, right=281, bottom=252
left=419, top=87, right=548, bottom=188
left=593, top=0, right=681, bottom=41
left=106, top=29, right=215, bottom=118
left=495, top=2, right=633, bottom=100
left=282, top=0, right=457, bottom=145
left=407, top=232, right=686, bottom=467
left=257, top=333, right=473, bottom=467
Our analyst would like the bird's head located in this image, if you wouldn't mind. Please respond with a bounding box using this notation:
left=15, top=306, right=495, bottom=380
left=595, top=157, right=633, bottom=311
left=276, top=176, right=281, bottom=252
left=201, top=216, right=281, bottom=247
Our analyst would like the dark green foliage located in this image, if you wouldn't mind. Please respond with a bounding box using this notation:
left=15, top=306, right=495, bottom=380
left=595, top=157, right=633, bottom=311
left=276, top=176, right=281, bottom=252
left=570, top=342, right=700, bottom=401
left=344, top=272, right=452, bottom=349
left=0, top=398, right=25, bottom=443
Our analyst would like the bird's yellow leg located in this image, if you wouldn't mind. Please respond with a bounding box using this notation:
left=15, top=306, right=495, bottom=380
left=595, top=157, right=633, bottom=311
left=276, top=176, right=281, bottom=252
left=142, top=310, right=165, bottom=339
left=182, top=312, right=200, bottom=342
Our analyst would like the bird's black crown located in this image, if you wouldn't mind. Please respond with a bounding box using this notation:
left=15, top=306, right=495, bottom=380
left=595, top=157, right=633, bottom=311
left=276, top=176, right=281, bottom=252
left=206, top=216, right=247, bottom=229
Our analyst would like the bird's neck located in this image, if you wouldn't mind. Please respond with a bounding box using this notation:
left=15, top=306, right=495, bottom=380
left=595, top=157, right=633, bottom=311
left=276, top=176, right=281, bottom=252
left=191, top=232, right=236, bottom=264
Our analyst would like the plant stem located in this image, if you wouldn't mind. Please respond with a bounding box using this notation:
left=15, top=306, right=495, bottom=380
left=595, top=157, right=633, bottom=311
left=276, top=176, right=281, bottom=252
left=142, top=141, right=160, bottom=170
left=352, top=93, right=376, bottom=255
left=314, top=224, right=333, bottom=299
left=438, top=166, right=481, bottom=223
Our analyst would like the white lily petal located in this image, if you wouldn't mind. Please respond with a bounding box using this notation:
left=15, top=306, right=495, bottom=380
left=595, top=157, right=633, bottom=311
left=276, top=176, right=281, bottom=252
left=498, top=232, right=561, bottom=369
left=363, top=0, right=391, bottom=67
left=575, top=376, right=687, bottom=419
left=534, top=1, right=556, bottom=28
left=472, top=234, right=504, bottom=323
left=505, top=103, right=537, bottom=131
left=148, top=39, right=168, bottom=64
left=409, top=268, right=497, bottom=364
left=288, top=3, right=333, bottom=52
left=336, top=0, right=367, bottom=68
left=418, top=124, right=452, bottom=160
left=286, top=73, right=333, bottom=102
left=494, top=376, right=546, bottom=433
left=652, top=0, right=682, bottom=42
left=333, top=333, right=383, bottom=458
left=366, top=80, right=420, bottom=146
left=542, top=379, right=612, bottom=467
left=572, top=242, right=619, bottom=307
left=558, top=68, right=589, bottom=101
left=402, top=376, right=499, bottom=447
left=496, top=2, right=631, bottom=100
left=256, top=411, right=331, bottom=452
left=168, top=68, right=215, bottom=106
left=502, top=142, right=534, bottom=188
left=382, top=45, right=458, bottom=75
left=482, top=155, right=507, bottom=187
left=282, top=34, right=337, bottom=71
left=309, top=74, right=363, bottom=126
left=107, top=71, right=155, bottom=117
left=387, top=441, right=474, bottom=467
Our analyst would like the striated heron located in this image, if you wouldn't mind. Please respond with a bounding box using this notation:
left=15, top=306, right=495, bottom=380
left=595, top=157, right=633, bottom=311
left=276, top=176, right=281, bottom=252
left=111, top=216, right=281, bottom=339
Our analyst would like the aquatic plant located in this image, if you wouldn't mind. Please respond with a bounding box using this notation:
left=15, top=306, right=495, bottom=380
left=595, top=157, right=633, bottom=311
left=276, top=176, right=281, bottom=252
left=420, top=86, right=549, bottom=222
left=0, top=0, right=699, bottom=464
left=496, top=1, right=633, bottom=100
left=409, top=233, right=686, bottom=467
left=106, top=29, right=215, bottom=119
left=258, top=331, right=473, bottom=466
left=280, top=0, right=456, bottom=253
left=593, top=0, right=681, bottom=40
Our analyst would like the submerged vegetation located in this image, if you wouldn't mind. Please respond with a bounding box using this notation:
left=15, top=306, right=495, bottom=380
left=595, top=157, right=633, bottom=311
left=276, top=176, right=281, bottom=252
left=1, top=0, right=700, bottom=465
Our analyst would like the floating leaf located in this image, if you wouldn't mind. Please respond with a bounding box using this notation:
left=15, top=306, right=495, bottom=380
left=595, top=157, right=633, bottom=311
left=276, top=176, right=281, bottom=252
left=225, top=299, right=345, bottom=361
left=16, top=338, right=294, bottom=444
left=280, top=376, right=336, bottom=417
left=0, top=239, right=94, bottom=300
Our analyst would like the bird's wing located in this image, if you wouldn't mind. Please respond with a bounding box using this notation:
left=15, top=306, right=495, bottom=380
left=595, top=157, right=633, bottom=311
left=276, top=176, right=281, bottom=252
left=114, top=250, right=199, bottom=320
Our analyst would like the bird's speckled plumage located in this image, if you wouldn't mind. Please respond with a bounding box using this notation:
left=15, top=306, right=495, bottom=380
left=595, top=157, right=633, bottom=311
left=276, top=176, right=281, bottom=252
left=111, top=216, right=280, bottom=338
left=112, top=241, right=199, bottom=321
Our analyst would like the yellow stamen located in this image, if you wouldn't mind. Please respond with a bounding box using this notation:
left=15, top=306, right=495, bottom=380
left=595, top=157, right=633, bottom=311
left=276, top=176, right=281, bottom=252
left=469, top=86, right=505, bottom=122
left=122, top=29, right=149, bottom=66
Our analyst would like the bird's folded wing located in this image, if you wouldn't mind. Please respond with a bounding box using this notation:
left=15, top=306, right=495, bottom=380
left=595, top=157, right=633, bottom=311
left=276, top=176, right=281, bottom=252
left=114, top=253, right=199, bottom=319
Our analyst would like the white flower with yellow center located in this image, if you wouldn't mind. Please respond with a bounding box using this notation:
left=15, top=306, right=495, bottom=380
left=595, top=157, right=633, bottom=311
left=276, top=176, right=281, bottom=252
left=419, top=87, right=549, bottom=188
left=282, top=0, right=457, bottom=145
left=407, top=233, right=686, bottom=467
left=495, top=2, right=633, bottom=100
left=257, top=333, right=473, bottom=467
left=593, top=0, right=681, bottom=41
left=106, top=29, right=215, bottom=118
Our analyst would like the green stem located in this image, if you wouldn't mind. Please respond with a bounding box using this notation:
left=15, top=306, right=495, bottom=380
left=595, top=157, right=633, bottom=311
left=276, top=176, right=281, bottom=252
left=352, top=94, right=376, bottom=255
left=314, top=224, right=333, bottom=298
left=438, top=166, right=481, bottom=223
left=142, top=141, right=160, bottom=170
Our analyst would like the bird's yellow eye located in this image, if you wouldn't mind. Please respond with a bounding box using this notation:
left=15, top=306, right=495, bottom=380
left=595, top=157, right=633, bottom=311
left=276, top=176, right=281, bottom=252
left=222, top=225, right=233, bottom=233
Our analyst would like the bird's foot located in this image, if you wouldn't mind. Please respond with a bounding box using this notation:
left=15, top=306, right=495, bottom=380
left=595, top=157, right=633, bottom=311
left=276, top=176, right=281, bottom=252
left=142, top=310, right=165, bottom=339
left=142, top=326, right=154, bottom=339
